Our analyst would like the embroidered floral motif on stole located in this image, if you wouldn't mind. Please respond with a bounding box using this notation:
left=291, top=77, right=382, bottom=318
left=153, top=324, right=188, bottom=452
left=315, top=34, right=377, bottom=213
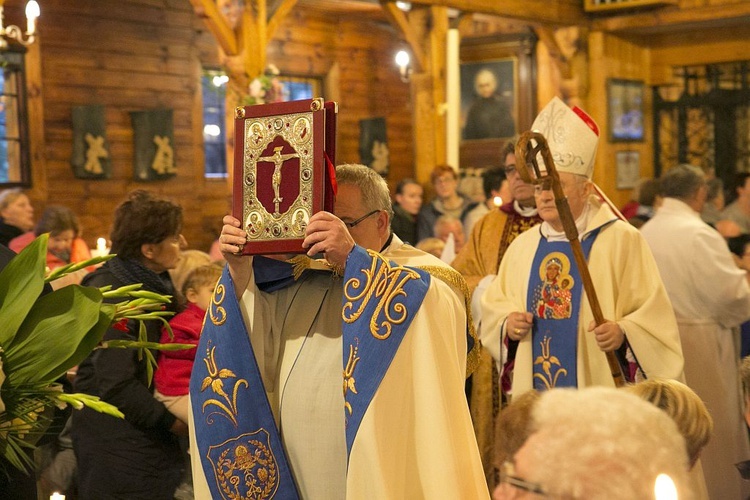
left=199, top=345, right=249, bottom=428
left=533, top=336, right=569, bottom=389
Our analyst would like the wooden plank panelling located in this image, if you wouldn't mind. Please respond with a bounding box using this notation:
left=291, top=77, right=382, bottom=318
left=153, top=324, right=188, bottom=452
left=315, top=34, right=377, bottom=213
left=20, top=0, right=412, bottom=253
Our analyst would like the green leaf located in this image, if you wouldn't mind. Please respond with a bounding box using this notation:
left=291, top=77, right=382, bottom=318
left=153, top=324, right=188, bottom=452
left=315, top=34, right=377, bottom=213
left=103, top=340, right=195, bottom=351
left=145, top=348, right=154, bottom=386
left=45, top=254, right=115, bottom=282
left=37, top=305, right=117, bottom=385
left=0, top=433, right=35, bottom=473
left=3, top=285, right=104, bottom=386
left=55, top=393, right=125, bottom=419
left=0, top=234, right=48, bottom=347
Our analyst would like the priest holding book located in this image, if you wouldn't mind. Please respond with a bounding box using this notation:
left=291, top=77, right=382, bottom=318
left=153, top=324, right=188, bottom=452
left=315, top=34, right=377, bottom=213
left=190, top=163, right=489, bottom=499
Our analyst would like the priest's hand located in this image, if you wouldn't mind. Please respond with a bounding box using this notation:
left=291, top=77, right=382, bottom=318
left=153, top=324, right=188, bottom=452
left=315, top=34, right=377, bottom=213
left=220, top=215, right=251, bottom=297
left=506, top=312, right=534, bottom=341
left=588, top=320, right=624, bottom=352
left=303, top=211, right=355, bottom=272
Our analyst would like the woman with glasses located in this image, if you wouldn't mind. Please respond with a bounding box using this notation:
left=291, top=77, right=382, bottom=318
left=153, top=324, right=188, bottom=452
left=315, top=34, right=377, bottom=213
left=493, top=387, right=692, bottom=499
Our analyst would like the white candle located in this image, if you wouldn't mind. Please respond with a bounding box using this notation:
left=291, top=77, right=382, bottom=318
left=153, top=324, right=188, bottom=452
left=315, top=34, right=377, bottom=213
left=96, top=237, right=107, bottom=253
left=50, top=492, right=66, bottom=500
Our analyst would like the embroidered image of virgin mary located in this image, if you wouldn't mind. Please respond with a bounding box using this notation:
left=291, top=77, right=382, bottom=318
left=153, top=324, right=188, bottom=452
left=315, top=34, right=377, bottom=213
left=533, top=253, right=574, bottom=320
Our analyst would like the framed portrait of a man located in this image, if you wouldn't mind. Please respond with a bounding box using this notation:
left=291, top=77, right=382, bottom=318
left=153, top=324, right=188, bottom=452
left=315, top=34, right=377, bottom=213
left=459, top=33, right=537, bottom=169
left=461, top=61, right=516, bottom=141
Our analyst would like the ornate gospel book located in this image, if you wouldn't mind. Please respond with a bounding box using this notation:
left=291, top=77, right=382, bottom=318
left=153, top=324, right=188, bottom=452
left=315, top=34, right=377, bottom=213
left=232, top=98, right=337, bottom=255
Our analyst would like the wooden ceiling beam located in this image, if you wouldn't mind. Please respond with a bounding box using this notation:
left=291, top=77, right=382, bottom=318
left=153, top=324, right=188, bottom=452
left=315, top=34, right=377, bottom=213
left=591, top=3, right=750, bottom=33
left=188, top=0, right=238, bottom=55
left=268, top=0, right=299, bottom=40
left=380, top=1, right=427, bottom=71
left=241, top=0, right=266, bottom=77
left=410, top=0, right=586, bottom=26
left=534, top=26, right=568, bottom=76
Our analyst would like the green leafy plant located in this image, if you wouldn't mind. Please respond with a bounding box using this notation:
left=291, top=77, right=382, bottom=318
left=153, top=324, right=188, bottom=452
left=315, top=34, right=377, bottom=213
left=0, top=234, right=192, bottom=472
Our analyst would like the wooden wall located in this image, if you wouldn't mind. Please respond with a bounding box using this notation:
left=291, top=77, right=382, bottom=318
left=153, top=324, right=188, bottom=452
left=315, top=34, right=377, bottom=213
left=586, top=32, right=651, bottom=209
left=21, top=0, right=411, bottom=253
left=584, top=18, right=750, bottom=208
left=267, top=8, right=414, bottom=192
left=30, top=0, right=219, bottom=252
left=9, top=0, right=750, bottom=244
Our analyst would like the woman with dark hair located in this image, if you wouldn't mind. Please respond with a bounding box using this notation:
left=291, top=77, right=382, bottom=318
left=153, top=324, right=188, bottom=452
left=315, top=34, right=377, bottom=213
left=391, top=178, right=423, bottom=245
left=71, top=190, right=188, bottom=499
left=9, top=205, right=92, bottom=274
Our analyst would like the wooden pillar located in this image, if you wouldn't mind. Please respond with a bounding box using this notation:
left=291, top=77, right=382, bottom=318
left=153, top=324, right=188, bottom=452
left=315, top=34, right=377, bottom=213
left=189, top=0, right=297, bottom=186
left=382, top=2, right=449, bottom=185
left=27, top=31, right=46, bottom=198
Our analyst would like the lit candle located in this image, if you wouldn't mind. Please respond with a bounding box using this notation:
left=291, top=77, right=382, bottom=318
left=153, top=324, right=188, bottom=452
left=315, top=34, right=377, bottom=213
left=50, top=492, right=65, bottom=500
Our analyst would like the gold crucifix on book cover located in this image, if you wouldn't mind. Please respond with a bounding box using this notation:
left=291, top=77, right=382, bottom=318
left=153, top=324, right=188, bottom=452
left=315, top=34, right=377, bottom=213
left=232, top=98, right=338, bottom=255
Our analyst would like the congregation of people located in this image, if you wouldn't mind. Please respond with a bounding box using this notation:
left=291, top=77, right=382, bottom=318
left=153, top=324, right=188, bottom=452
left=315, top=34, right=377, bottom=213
left=4, top=96, right=750, bottom=500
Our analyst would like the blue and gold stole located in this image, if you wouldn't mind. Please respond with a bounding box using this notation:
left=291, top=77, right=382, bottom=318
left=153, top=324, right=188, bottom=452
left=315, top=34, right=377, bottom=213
left=341, top=246, right=430, bottom=458
left=190, top=265, right=300, bottom=500
left=527, top=228, right=601, bottom=390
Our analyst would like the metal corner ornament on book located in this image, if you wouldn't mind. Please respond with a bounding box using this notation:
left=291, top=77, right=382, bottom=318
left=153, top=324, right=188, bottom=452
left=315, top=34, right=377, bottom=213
left=233, top=98, right=338, bottom=255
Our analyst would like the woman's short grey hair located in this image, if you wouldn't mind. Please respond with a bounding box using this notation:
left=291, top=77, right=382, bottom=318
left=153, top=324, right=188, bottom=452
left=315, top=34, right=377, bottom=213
left=523, top=387, right=691, bottom=499
left=335, top=164, right=394, bottom=221
left=0, top=188, right=25, bottom=212
left=660, top=164, right=705, bottom=200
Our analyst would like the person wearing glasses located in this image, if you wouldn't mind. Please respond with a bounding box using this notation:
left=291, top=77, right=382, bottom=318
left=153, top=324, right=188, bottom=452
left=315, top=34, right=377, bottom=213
left=481, top=97, right=683, bottom=427
left=451, top=138, right=542, bottom=489
left=493, top=387, right=692, bottom=499
left=190, top=163, right=489, bottom=499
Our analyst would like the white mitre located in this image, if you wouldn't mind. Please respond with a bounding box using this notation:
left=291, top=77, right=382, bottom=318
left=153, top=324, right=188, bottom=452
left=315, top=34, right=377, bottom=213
left=530, top=96, right=600, bottom=179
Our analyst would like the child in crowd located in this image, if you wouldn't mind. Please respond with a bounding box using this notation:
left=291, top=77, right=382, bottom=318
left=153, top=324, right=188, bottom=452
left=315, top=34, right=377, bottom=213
left=154, top=263, right=222, bottom=422
left=168, top=248, right=212, bottom=308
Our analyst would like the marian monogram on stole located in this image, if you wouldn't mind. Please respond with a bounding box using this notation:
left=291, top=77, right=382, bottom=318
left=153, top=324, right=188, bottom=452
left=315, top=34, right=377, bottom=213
left=341, top=251, right=422, bottom=417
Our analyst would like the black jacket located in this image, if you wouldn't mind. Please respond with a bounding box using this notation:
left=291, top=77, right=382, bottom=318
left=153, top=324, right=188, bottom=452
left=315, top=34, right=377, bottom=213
left=71, top=263, right=182, bottom=499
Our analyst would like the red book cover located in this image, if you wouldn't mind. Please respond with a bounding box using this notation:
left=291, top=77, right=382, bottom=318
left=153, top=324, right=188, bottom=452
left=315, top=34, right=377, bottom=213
left=232, top=98, right=337, bottom=255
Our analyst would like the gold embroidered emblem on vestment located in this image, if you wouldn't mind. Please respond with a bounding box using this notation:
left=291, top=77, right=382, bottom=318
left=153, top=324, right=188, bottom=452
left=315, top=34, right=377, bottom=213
left=210, top=283, right=227, bottom=326
left=342, top=250, right=420, bottom=340
left=208, top=430, right=279, bottom=499
left=343, top=342, right=360, bottom=416
left=533, top=336, right=568, bottom=389
left=200, top=345, right=249, bottom=427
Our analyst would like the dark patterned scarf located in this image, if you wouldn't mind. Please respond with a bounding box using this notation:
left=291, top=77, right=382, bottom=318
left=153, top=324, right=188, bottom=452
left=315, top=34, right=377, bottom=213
left=106, top=256, right=177, bottom=312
